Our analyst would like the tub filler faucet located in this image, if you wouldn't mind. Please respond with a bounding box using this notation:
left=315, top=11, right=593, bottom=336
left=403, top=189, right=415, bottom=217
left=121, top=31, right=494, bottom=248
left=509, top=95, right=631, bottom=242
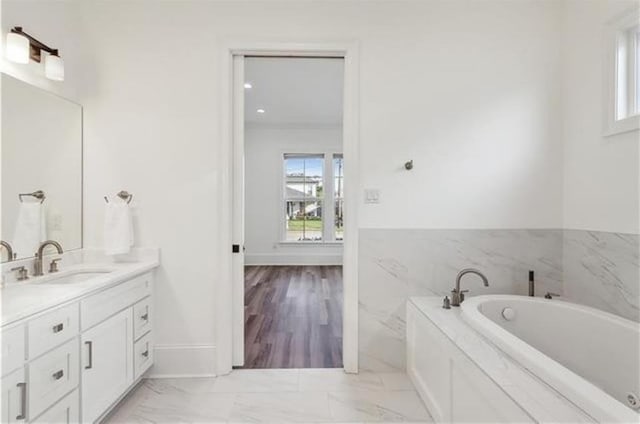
left=450, top=268, right=489, bottom=307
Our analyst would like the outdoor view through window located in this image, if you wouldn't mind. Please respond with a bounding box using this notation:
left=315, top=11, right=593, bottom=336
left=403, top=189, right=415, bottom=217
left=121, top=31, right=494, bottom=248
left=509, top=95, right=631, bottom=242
left=284, top=153, right=343, bottom=242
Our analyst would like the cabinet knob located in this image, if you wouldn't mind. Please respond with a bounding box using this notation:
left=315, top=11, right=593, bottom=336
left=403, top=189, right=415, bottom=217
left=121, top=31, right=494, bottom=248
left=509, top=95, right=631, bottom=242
left=140, top=313, right=149, bottom=321
left=52, top=369, right=64, bottom=380
left=52, top=323, right=64, bottom=333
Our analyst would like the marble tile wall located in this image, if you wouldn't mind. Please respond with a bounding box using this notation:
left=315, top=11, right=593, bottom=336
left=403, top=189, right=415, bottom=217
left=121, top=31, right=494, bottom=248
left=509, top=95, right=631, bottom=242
left=358, top=228, right=640, bottom=372
left=358, top=229, right=564, bottom=372
left=563, top=230, right=639, bottom=322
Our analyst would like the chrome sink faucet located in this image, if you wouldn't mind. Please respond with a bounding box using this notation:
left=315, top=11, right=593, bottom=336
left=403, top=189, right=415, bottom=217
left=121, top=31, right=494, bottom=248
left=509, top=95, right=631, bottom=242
left=1, top=240, right=14, bottom=262
left=33, top=240, right=63, bottom=276
left=451, top=268, right=489, bottom=306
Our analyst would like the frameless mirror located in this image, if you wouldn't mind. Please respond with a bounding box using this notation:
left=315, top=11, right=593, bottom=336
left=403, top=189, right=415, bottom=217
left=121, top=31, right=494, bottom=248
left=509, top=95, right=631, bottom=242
left=1, top=73, right=82, bottom=262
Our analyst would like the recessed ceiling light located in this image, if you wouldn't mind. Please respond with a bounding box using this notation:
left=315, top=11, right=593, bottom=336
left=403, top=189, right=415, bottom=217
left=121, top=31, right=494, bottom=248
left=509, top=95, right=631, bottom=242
left=257, top=108, right=265, bottom=114
left=244, top=82, right=252, bottom=89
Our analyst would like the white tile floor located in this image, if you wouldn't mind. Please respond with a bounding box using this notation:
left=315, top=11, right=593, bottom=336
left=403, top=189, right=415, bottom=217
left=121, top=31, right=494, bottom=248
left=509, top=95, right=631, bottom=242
left=105, top=369, right=433, bottom=423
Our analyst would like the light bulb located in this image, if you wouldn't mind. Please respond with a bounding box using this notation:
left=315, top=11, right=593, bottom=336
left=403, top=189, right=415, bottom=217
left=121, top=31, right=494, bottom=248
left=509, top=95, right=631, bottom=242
left=45, top=54, right=64, bottom=81
left=6, top=32, right=30, bottom=64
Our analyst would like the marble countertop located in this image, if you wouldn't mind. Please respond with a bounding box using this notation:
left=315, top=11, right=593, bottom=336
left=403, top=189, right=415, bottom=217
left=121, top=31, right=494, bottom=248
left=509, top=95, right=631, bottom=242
left=1, top=254, right=159, bottom=327
left=408, top=296, right=595, bottom=423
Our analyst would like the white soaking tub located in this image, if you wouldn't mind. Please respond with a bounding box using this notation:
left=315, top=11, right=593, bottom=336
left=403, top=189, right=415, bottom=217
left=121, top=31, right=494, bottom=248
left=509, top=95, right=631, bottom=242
left=461, top=295, right=640, bottom=423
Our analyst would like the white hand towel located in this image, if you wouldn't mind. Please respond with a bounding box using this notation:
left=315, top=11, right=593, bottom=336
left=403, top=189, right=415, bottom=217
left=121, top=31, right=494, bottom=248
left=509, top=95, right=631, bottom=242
left=12, top=202, right=47, bottom=258
left=104, top=199, right=134, bottom=255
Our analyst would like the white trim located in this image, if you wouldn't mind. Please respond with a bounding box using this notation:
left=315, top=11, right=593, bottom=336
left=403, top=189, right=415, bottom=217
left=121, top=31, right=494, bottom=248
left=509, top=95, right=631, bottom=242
left=603, top=7, right=640, bottom=136
left=277, top=241, right=343, bottom=246
left=245, top=253, right=343, bottom=266
left=231, top=55, right=245, bottom=367
left=150, top=344, right=217, bottom=377
left=218, top=39, right=360, bottom=375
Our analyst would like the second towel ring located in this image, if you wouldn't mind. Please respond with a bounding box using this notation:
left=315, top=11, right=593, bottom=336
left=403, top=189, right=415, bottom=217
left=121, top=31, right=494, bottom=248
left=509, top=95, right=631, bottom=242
left=19, top=190, right=46, bottom=203
left=104, top=190, right=133, bottom=204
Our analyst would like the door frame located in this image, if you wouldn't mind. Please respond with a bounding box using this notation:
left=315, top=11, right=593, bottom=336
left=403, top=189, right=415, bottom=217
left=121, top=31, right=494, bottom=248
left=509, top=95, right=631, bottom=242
left=217, top=40, right=360, bottom=375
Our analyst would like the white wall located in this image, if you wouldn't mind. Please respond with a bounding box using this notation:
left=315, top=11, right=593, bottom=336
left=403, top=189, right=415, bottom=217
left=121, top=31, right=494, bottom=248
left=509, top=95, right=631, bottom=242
left=562, top=0, right=640, bottom=235
left=74, top=0, right=566, bottom=375
left=245, top=124, right=343, bottom=265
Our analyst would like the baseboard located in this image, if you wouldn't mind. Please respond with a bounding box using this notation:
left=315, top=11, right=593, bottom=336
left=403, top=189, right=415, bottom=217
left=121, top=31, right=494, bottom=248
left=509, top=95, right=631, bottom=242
left=148, top=344, right=217, bottom=378
left=245, top=254, right=343, bottom=265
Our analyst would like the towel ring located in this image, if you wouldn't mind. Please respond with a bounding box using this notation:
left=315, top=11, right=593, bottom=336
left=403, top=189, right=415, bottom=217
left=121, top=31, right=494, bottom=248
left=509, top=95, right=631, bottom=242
left=104, top=190, right=133, bottom=204
left=19, top=190, right=46, bottom=203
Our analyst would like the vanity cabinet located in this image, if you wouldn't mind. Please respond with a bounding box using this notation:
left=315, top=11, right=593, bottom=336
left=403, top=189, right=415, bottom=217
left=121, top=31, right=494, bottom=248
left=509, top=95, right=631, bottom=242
left=1, top=368, right=27, bottom=423
left=0, top=271, right=154, bottom=423
left=81, top=308, right=134, bottom=423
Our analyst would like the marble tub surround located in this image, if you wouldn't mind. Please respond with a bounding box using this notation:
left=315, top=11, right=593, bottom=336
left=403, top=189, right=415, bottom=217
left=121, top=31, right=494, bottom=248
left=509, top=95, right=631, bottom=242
left=563, top=230, right=639, bottom=322
left=409, top=297, right=592, bottom=423
left=1, top=247, right=159, bottom=325
left=358, top=229, right=563, bottom=372
left=104, top=369, right=432, bottom=423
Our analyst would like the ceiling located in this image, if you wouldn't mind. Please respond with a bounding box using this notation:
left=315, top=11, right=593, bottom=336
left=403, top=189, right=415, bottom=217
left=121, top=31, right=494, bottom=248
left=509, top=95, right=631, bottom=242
left=244, top=57, right=344, bottom=125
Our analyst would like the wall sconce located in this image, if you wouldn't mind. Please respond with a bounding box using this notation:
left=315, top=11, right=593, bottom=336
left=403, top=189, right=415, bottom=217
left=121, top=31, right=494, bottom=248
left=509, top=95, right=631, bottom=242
left=5, top=27, right=64, bottom=81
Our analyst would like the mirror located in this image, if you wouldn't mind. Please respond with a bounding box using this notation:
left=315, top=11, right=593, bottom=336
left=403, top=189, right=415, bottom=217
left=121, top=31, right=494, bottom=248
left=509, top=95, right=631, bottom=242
left=1, top=74, right=82, bottom=262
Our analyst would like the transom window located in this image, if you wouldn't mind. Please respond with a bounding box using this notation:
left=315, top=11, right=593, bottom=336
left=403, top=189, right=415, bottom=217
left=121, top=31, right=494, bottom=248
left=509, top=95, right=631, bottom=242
left=605, top=10, right=640, bottom=135
left=615, top=22, right=640, bottom=120
left=283, top=153, right=344, bottom=243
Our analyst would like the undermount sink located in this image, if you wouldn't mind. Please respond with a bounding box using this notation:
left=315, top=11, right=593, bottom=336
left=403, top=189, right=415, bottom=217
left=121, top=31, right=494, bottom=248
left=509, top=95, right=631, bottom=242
left=35, top=270, right=113, bottom=285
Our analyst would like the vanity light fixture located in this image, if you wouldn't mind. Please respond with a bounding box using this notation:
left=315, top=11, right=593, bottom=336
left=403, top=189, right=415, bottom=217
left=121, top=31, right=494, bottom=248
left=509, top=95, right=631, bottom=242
left=5, top=27, right=65, bottom=81
left=244, top=82, right=253, bottom=89
left=257, top=108, right=265, bottom=114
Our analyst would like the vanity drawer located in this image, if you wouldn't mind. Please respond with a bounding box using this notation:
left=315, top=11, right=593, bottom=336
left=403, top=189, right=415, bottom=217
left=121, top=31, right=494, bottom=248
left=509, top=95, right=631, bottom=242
left=133, top=297, right=152, bottom=340
left=81, top=273, right=151, bottom=330
left=28, top=338, right=79, bottom=419
left=28, top=303, right=79, bottom=359
left=1, top=324, right=25, bottom=376
left=31, top=388, right=79, bottom=424
left=133, top=332, right=153, bottom=380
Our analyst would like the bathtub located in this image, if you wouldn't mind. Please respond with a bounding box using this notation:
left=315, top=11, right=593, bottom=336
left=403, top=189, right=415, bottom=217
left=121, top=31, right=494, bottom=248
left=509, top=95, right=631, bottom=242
left=461, top=295, right=640, bottom=423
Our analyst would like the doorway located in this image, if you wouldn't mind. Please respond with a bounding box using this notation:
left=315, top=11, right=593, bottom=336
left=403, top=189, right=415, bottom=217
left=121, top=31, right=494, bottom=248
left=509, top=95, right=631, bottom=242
left=218, top=42, right=359, bottom=375
left=240, top=57, right=344, bottom=368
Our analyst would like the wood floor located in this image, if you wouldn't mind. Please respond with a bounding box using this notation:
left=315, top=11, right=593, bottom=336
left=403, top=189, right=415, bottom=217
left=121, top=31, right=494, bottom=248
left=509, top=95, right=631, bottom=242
left=243, top=265, right=343, bottom=369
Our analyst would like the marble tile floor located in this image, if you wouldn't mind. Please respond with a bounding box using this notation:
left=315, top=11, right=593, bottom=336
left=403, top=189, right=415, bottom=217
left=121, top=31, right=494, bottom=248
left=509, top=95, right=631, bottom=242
left=104, top=369, right=432, bottom=423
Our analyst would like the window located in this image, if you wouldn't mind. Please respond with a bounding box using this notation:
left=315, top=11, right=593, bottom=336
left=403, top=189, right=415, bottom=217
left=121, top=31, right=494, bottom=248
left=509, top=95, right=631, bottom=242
left=605, top=10, right=640, bottom=135
left=333, top=155, right=344, bottom=241
left=283, top=153, right=343, bottom=243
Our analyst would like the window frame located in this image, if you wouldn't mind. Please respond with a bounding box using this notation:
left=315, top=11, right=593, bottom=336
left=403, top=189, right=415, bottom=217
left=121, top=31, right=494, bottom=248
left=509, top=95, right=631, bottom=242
left=280, top=151, right=344, bottom=244
left=604, top=8, right=640, bottom=136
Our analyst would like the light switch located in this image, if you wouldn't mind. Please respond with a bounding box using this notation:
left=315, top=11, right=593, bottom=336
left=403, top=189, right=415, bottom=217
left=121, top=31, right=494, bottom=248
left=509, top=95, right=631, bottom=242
left=364, top=189, right=380, bottom=204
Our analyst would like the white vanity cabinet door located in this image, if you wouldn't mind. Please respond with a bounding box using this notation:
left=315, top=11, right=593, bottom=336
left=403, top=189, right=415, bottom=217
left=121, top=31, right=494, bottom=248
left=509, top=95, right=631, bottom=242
left=31, top=389, right=79, bottom=424
left=81, top=308, right=133, bottom=423
left=2, top=324, right=25, bottom=377
left=1, top=368, right=27, bottom=423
